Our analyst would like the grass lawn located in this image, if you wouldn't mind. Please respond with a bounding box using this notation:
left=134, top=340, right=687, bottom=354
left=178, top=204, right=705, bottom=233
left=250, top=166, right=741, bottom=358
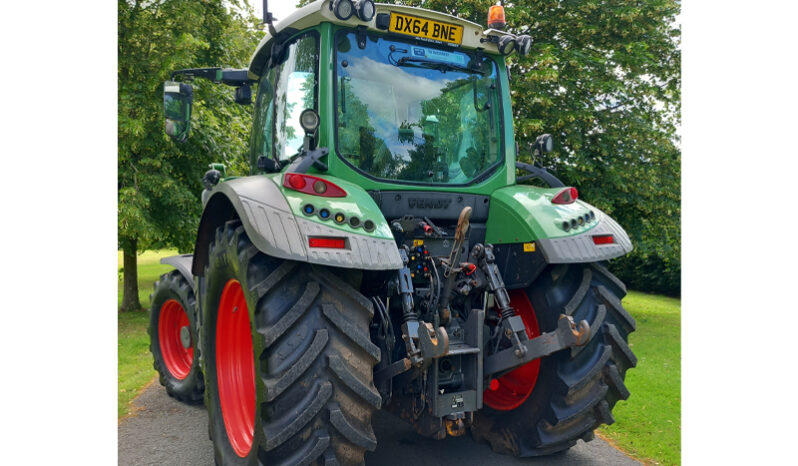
left=117, top=249, right=177, bottom=418
left=117, top=251, right=681, bottom=464
left=598, top=291, right=681, bottom=465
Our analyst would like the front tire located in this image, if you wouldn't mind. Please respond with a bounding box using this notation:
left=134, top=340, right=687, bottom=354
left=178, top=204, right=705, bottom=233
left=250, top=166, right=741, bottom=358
left=148, top=270, right=204, bottom=403
left=200, top=221, right=381, bottom=465
left=472, top=263, right=637, bottom=456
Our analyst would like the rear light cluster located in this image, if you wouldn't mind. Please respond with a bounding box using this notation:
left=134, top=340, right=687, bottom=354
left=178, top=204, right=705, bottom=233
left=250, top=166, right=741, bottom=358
left=561, top=211, right=596, bottom=232
left=283, top=173, right=347, bottom=197
left=551, top=187, right=578, bottom=205
left=301, top=203, right=376, bottom=233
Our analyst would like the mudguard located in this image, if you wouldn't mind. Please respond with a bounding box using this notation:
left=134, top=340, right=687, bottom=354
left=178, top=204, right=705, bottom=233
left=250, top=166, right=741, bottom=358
left=192, top=174, right=402, bottom=276
left=536, top=211, right=633, bottom=263
left=160, top=254, right=194, bottom=287
left=485, top=185, right=633, bottom=264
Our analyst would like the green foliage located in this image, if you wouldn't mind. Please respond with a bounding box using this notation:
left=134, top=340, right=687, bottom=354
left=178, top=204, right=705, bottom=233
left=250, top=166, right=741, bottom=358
left=355, top=0, right=681, bottom=294
left=118, top=0, right=261, bottom=252
left=118, top=310, right=154, bottom=418
left=600, top=291, right=681, bottom=465
left=117, top=249, right=176, bottom=417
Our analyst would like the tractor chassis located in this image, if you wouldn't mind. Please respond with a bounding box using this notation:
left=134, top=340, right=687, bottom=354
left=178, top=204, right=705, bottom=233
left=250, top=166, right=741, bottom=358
left=373, top=206, right=591, bottom=440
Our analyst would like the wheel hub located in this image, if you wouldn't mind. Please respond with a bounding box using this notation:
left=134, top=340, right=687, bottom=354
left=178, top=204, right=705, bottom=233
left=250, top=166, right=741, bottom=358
left=180, top=326, right=191, bottom=349
left=158, top=299, right=194, bottom=380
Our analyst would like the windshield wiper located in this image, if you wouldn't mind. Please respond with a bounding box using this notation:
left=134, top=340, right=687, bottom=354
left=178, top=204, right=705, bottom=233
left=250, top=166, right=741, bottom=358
left=395, top=56, right=485, bottom=75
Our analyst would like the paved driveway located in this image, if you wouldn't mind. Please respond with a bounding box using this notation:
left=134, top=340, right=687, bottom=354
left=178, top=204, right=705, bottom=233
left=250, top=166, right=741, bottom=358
left=118, top=381, right=639, bottom=466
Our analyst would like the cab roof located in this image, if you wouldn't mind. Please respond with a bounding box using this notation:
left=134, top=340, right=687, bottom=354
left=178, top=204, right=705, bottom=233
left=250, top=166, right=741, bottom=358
left=248, top=0, right=506, bottom=79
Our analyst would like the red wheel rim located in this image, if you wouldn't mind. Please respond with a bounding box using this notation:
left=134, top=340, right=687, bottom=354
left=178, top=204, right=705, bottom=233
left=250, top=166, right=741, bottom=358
left=483, top=289, right=542, bottom=411
left=216, top=279, right=256, bottom=458
left=158, top=299, right=194, bottom=380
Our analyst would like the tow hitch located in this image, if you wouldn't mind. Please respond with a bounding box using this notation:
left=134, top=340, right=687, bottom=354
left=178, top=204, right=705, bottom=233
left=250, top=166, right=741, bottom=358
left=484, top=314, right=590, bottom=377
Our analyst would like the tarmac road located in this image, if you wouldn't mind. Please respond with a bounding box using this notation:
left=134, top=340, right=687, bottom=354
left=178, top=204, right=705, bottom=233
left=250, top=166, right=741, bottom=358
left=118, top=380, right=640, bottom=466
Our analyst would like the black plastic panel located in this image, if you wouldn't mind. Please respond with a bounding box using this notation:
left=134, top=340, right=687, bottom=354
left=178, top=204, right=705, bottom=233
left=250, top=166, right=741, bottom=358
left=492, top=242, right=548, bottom=290
left=370, top=191, right=491, bottom=222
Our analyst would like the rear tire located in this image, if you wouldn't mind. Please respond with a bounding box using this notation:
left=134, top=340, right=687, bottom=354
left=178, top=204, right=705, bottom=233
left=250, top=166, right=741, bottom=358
left=472, top=263, right=637, bottom=456
left=148, top=270, right=204, bottom=403
left=200, top=220, right=381, bottom=465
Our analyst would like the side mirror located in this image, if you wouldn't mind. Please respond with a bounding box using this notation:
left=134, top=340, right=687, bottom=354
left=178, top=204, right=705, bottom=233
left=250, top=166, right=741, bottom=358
left=163, top=81, right=193, bottom=142
left=533, top=133, right=553, bottom=155
left=234, top=84, right=252, bottom=105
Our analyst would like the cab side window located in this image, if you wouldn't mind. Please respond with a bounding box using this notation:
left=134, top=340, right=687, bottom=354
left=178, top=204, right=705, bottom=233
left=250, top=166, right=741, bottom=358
left=251, top=32, right=319, bottom=166
left=251, top=77, right=274, bottom=164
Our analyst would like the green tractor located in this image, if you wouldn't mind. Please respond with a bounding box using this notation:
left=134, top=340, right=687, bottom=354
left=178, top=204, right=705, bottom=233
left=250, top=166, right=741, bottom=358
left=149, top=1, right=637, bottom=464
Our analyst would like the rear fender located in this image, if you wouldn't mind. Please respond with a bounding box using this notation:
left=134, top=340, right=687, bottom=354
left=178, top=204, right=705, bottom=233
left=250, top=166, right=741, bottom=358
left=485, top=185, right=633, bottom=264
left=161, top=254, right=194, bottom=290
left=192, top=174, right=402, bottom=276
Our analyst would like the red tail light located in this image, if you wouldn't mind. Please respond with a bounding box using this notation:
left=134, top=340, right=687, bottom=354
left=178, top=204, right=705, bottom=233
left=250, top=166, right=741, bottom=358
left=592, top=235, right=615, bottom=245
left=308, top=237, right=347, bottom=249
left=283, top=173, right=347, bottom=197
left=551, top=187, right=578, bottom=205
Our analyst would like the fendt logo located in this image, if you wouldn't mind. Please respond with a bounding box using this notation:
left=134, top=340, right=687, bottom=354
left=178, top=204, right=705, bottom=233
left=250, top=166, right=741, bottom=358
left=408, top=198, right=451, bottom=209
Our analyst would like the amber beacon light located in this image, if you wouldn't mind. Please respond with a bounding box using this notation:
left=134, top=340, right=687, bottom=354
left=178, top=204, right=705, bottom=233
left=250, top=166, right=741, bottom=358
left=488, top=3, right=507, bottom=30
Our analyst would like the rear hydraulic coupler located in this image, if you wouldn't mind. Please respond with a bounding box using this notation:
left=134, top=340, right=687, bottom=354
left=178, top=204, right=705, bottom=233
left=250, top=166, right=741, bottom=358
left=397, top=248, right=448, bottom=369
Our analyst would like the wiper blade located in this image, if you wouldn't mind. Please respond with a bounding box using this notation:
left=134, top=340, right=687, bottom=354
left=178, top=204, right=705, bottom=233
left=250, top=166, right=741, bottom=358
left=395, top=57, right=485, bottom=75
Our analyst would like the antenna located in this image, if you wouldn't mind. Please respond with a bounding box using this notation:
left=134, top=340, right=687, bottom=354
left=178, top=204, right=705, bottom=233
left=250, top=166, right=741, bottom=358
left=262, top=1, right=277, bottom=36
left=262, top=0, right=273, bottom=25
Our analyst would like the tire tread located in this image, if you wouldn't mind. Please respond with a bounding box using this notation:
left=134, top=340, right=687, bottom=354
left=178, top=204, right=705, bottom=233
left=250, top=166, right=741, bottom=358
left=201, top=221, right=378, bottom=466
left=148, top=270, right=204, bottom=403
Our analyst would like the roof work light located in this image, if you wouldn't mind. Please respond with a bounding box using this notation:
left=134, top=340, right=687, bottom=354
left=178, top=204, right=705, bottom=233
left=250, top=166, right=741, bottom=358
left=331, top=0, right=354, bottom=21
left=354, top=0, right=375, bottom=22
left=498, top=35, right=517, bottom=56
left=516, top=35, right=532, bottom=55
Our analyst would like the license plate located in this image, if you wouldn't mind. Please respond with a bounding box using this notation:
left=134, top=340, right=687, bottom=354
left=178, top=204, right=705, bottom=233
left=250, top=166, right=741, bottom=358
left=389, top=12, right=463, bottom=45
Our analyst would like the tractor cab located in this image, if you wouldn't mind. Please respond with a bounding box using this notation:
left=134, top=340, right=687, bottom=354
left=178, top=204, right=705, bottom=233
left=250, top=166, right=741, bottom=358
left=244, top=1, right=529, bottom=191
left=164, top=1, right=532, bottom=191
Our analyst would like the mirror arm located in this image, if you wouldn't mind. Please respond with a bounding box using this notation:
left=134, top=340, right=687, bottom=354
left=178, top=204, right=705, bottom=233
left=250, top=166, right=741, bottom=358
left=171, top=68, right=219, bottom=82
left=171, top=68, right=255, bottom=87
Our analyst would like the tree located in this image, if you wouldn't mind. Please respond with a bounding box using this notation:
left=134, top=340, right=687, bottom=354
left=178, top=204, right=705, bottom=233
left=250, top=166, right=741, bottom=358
left=118, top=0, right=260, bottom=311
